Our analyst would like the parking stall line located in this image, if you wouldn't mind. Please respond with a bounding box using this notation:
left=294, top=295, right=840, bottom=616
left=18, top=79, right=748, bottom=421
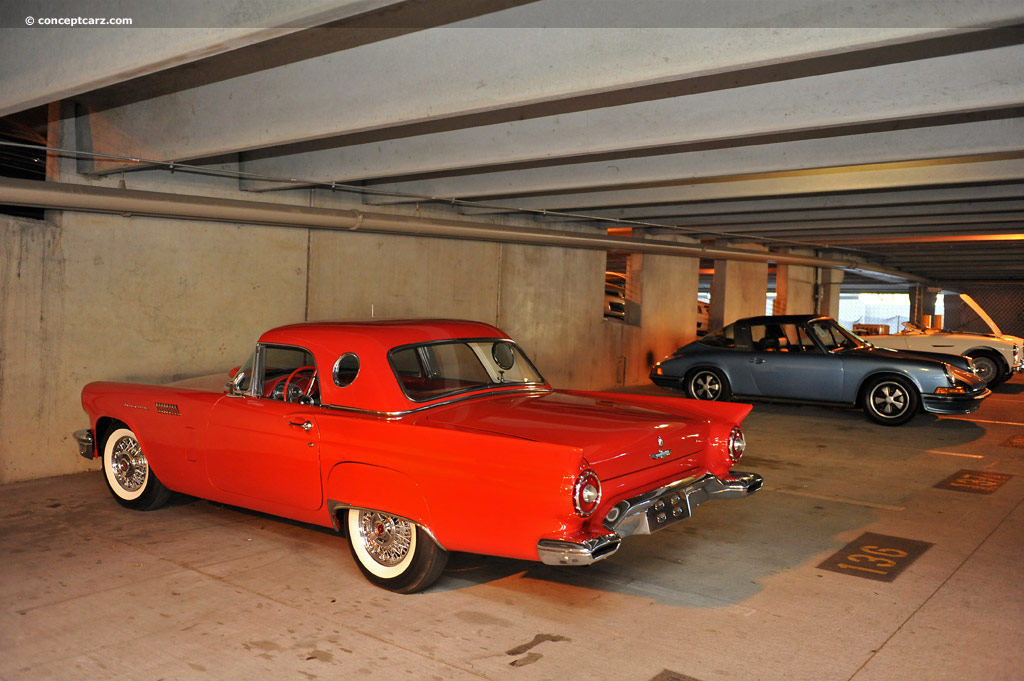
left=928, top=451, right=985, bottom=459
left=775, top=488, right=906, bottom=511
left=939, top=416, right=1024, bottom=427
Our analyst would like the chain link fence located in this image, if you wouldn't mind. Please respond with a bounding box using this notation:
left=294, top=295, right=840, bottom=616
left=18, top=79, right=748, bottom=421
left=943, top=286, right=1024, bottom=338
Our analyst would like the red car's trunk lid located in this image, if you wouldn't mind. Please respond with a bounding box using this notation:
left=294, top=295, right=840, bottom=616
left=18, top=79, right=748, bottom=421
left=418, top=390, right=709, bottom=480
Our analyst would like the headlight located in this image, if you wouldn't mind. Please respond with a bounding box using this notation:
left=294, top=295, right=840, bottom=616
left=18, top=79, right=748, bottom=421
left=573, top=470, right=602, bottom=517
left=944, top=363, right=956, bottom=385
left=728, top=426, right=746, bottom=463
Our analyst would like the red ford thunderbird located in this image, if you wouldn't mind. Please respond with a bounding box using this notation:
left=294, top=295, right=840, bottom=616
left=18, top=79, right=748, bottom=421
left=75, top=320, right=762, bottom=592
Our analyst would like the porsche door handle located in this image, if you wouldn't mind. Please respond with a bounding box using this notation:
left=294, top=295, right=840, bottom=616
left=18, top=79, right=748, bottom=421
left=749, top=358, right=766, bottom=364
left=289, top=420, right=313, bottom=432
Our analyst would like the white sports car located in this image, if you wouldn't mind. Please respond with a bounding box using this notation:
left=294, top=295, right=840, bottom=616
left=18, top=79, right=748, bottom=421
left=865, top=295, right=1023, bottom=387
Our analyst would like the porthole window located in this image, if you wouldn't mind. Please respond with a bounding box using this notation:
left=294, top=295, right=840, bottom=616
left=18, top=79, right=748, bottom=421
left=333, top=353, right=360, bottom=388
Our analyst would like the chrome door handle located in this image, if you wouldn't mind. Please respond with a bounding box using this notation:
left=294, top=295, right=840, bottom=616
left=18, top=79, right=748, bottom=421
left=749, top=358, right=766, bottom=364
left=290, top=420, right=313, bottom=432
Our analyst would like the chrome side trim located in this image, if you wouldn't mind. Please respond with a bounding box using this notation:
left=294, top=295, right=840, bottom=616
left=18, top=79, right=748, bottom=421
left=74, top=429, right=95, bottom=460
left=537, top=535, right=621, bottom=566
left=321, top=387, right=551, bottom=419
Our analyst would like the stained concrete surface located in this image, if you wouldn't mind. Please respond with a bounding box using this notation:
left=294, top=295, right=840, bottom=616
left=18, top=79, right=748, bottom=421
left=2, top=375, right=1022, bottom=681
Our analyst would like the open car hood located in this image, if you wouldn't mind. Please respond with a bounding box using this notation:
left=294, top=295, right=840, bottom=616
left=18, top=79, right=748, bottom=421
left=960, top=293, right=1003, bottom=336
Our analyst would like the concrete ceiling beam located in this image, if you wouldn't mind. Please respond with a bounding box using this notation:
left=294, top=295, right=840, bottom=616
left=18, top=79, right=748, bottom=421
left=361, top=118, right=1024, bottom=204
left=532, top=184, right=1024, bottom=222
left=456, top=156, right=1024, bottom=214
left=72, top=25, right=1022, bottom=176
left=237, top=44, right=1024, bottom=192
left=0, top=0, right=404, bottom=117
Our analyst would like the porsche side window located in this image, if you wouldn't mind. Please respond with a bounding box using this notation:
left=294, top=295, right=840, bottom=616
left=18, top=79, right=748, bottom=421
left=700, top=323, right=737, bottom=348
left=260, top=345, right=318, bottom=404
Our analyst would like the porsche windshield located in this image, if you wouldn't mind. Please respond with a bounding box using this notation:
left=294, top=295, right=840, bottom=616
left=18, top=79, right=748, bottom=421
left=809, top=319, right=866, bottom=352
left=389, top=339, right=545, bottom=401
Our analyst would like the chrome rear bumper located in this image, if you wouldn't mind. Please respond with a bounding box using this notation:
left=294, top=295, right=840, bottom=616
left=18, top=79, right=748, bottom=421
left=537, top=470, right=763, bottom=566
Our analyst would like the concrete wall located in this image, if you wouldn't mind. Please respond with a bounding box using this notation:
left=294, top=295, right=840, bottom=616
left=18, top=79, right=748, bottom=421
left=0, top=210, right=310, bottom=483
left=0, top=204, right=706, bottom=483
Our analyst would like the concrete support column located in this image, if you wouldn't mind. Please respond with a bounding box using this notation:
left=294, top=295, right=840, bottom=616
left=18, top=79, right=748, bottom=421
left=710, top=242, right=769, bottom=329
left=773, top=248, right=818, bottom=315
left=637, top=232, right=701, bottom=382
left=910, top=285, right=942, bottom=325
left=818, top=268, right=845, bottom=318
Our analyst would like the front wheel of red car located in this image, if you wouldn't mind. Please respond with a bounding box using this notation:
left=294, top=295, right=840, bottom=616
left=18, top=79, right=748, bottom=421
left=101, top=426, right=172, bottom=510
left=346, top=509, right=448, bottom=593
left=863, top=376, right=919, bottom=426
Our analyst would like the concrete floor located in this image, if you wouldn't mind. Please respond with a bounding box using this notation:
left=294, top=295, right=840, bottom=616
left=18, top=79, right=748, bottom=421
left=2, top=375, right=1022, bottom=681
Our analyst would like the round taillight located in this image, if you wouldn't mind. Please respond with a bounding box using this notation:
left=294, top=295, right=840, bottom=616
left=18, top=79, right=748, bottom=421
left=728, top=426, right=746, bottom=463
left=573, top=470, right=602, bottom=517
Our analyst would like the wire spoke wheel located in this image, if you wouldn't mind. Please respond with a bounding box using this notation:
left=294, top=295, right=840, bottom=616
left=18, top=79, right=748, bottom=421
left=357, top=511, right=414, bottom=567
left=101, top=425, right=171, bottom=510
left=345, top=509, right=449, bottom=593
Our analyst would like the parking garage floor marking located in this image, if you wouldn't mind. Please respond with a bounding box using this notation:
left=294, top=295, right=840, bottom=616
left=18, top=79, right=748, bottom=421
left=818, top=532, right=933, bottom=582
left=940, top=416, right=1024, bottom=427
left=934, top=469, right=1013, bottom=494
left=775, top=488, right=905, bottom=511
left=928, top=450, right=985, bottom=459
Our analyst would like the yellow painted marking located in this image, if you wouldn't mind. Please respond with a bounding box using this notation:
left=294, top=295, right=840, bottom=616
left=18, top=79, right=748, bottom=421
left=928, top=450, right=985, bottom=459
left=940, top=416, right=1024, bottom=427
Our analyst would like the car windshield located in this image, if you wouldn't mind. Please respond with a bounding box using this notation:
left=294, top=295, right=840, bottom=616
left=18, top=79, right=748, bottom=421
left=389, top=339, right=545, bottom=401
left=809, top=319, right=866, bottom=352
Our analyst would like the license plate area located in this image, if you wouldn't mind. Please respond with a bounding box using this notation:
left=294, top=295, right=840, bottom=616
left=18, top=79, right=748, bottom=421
left=646, top=490, right=691, bottom=530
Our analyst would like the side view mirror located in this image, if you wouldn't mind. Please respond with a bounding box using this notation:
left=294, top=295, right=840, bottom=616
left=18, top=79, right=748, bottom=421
left=226, top=370, right=248, bottom=395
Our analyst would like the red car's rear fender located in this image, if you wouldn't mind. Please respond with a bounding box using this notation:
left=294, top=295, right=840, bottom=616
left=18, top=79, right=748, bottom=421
left=569, top=390, right=753, bottom=425
left=324, top=462, right=431, bottom=533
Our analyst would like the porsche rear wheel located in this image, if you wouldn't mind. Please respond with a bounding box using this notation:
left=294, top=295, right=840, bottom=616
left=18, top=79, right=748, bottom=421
left=685, top=368, right=731, bottom=401
left=101, top=426, right=172, bottom=510
left=346, top=509, right=448, bottom=593
left=863, top=376, right=919, bottom=426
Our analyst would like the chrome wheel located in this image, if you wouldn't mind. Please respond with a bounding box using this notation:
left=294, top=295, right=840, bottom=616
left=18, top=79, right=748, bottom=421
left=864, top=377, right=918, bottom=426
left=969, top=355, right=999, bottom=385
left=109, top=434, right=148, bottom=494
left=101, top=426, right=171, bottom=510
left=345, top=509, right=449, bottom=593
left=687, top=369, right=728, bottom=401
left=871, top=383, right=906, bottom=415
left=356, top=511, right=414, bottom=569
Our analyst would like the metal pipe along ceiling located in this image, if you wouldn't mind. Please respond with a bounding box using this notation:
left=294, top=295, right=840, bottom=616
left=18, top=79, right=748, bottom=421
left=0, top=178, right=923, bottom=280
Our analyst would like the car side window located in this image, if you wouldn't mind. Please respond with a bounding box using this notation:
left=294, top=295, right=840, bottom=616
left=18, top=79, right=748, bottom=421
left=259, top=345, right=319, bottom=404
left=701, top=323, right=740, bottom=349
left=333, top=353, right=359, bottom=388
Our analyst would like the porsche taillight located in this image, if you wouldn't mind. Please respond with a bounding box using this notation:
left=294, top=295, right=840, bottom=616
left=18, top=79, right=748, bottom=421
left=573, top=470, right=602, bottom=517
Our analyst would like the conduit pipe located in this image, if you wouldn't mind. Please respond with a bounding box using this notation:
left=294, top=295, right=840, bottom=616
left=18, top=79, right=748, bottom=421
left=0, top=178, right=922, bottom=280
